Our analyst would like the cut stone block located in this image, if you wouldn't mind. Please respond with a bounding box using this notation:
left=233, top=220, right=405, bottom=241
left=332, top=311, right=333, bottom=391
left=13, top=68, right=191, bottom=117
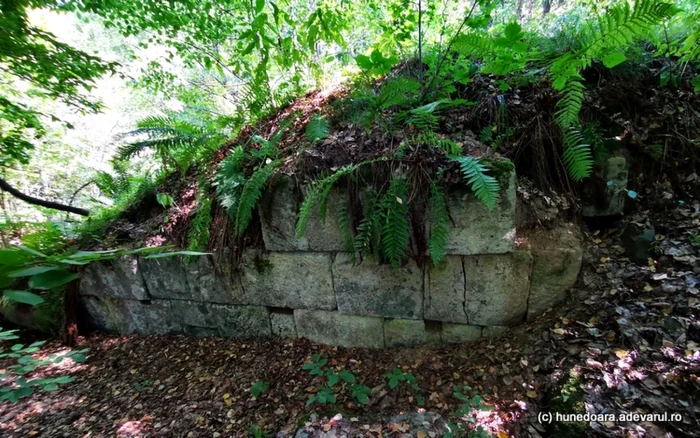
left=583, top=156, right=628, bottom=217
left=294, top=309, right=384, bottom=348
left=333, top=253, right=423, bottom=319
left=464, top=251, right=532, bottom=326
left=482, top=326, right=509, bottom=338
left=525, top=226, right=583, bottom=320
left=239, top=251, right=336, bottom=310
left=270, top=311, right=297, bottom=338
left=424, top=256, right=467, bottom=324
left=139, top=256, right=189, bottom=300
left=184, top=255, right=243, bottom=304
left=170, top=300, right=271, bottom=337
left=260, top=175, right=347, bottom=252
left=82, top=297, right=180, bottom=334
left=80, top=256, right=148, bottom=300
left=384, top=319, right=440, bottom=347
left=443, top=171, right=516, bottom=255
left=441, top=323, right=482, bottom=344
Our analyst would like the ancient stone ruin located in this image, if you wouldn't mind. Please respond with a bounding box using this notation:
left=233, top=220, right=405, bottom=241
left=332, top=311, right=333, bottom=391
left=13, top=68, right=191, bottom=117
left=80, top=165, right=583, bottom=348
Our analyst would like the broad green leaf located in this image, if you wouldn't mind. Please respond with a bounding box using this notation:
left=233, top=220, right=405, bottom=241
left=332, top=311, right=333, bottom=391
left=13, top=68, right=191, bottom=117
left=504, top=22, right=522, bottom=41
left=0, top=249, right=31, bottom=266
left=28, top=269, right=79, bottom=290
left=692, top=75, right=700, bottom=93
left=602, top=51, right=626, bottom=68
left=14, top=246, right=47, bottom=258
left=8, top=265, right=57, bottom=278
left=3, top=290, right=44, bottom=306
left=144, top=251, right=210, bottom=259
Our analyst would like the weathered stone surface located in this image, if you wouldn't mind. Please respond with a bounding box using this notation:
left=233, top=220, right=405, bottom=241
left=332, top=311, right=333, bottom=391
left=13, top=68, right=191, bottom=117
left=441, top=323, right=482, bottom=344
left=583, top=156, right=628, bottom=217
left=384, top=319, right=440, bottom=347
left=80, top=256, right=148, bottom=300
left=522, top=225, right=583, bottom=320
left=270, top=311, right=297, bottom=338
left=443, top=171, right=516, bottom=255
left=621, top=223, right=655, bottom=264
left=170, top=300, right=271, bottom=337
left=240, top=251, right=336, bottom=310
left=464, top=251, right=532, bottom=326
left=185, top=255, right=243, bottom=303
left=333, top=253, right=423, bottom=319
left=83, top=297, right=180, bottom=334
left=294, top=309, right=384, bottom=348
left=139, top=256, right=189, bottom=300
left=482, top=326, right=509, bottom=338
left=424, top=256, right=466, bottom=324
left=260, top=176, right=347, bottom=252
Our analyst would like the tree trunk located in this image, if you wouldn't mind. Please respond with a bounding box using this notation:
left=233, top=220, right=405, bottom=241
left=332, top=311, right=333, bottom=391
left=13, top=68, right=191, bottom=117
left=63, top=278, right=81, bottom=347
left=0, top=176, right=90, bottom=216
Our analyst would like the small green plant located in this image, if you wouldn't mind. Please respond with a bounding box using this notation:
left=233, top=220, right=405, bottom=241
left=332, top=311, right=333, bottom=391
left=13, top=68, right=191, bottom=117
left=305, top=114, right=330, bottom=143
left=250, top=380, right=269, bottom=399
left=155, top=193, right=174, bottom=208
left=351, top=384, right=371, bottom=405
left=247, top=424, right=268, bottom=438
left=301, top=354, right=366, bottom=406
left=689, top=234, right=700, bottom=248
left=442, top=385, right=492, bottom=438
left=0, top=327, right=88, bottom=402
left=384, top=367, right=424, bottom=405
left=132, top=379, right=154, bottom=391
left=307, top=385, right=336, bottom=406
left=301, top=353, right=327, bottom=376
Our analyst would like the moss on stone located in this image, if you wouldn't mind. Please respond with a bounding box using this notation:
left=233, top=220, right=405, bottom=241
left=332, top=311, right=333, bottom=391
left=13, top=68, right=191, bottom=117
left=482, top=158, right=515, bottom=186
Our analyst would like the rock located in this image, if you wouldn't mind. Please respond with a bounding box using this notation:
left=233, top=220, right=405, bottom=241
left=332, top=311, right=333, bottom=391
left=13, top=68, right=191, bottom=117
left=333, top=253, right=423, bottom=319
left=443, top=170, right=516, bottom=255
left=139, top=256, right=189, bottom=300
left=582, top=156, right=628, bottom=217
left=270, top=311, right=297, bottom=338
left=384, top=319, right=440, bottom=347
left=525, top=225, right=583, bottom=320
left=441, top=323, right=482, bottom=344
left=170, top=300, right=271, bottom=337
left=82, top=297, right=180, bottom=334
left=482, top=326, right=509, bottom=338
left=294, top=309, right=384, bottom=348
left=621, top=223, right=655, bottom=264
left=184, top=255, right=243, bottom=303
left=240, top=251, right=336, bottom=310
left=464, top=251, right=532, bottom=326
left=80, top=256, right=148, bottom=300
left=424, top=256, right=467, bottom=324
left=260, top=175, right=347, bottom=252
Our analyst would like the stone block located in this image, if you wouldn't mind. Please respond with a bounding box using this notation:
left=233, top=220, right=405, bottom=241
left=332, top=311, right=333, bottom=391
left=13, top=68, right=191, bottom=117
left=185, top=255, right=244, bottom=304
left=294, top=309, right=384, bottom=348
left=424, top=256, right=467, bottom=324
left=482, top=326, right=509, bottom=338
left=260, top=175, right=347, bottom=252
left=464, top=251, right=532, bottom=326
left=441, top=323, right=482, bottom=344
left=443, top=171, right=516, bottom=255
left=583, top=156, right=628, bottom=217
left=139, top=256, right=189, bottom=300
left=170, top=300, right=271, bottom=337
left=384, top=319, right=440, bottom=347
left=80, top=256, right=148, bottom=300
left=270, top=311, right=297, bottom=338
left=240, top=251, right=336, bottom=310
left=82, top=297, right=180, bottom=335
left=333, top=253, right=423, bottom=319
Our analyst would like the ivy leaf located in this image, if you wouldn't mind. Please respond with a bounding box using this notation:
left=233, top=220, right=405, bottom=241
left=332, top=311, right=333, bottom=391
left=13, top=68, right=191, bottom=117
left=602, top=51, right=626, bottom=68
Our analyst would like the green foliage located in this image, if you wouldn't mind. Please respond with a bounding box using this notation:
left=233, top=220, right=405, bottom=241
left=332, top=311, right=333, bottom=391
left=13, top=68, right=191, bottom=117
left=156, top=193, right=174, bottom=208
left=306, top=385, right=336, bottom=406
left=214, top=146, right=247, bottom=218
left=442, top=385, right=492, bottom=438
left=250, top=380, right=269, bottom=399
left=235, top=160, right=281, bottom=237
left=351, top=384, right=371, bottom=405
left=383, top=367, right=424, bottom=405
left=450, top=156, right=500, bottom=210
left=428, top=181, right=450, bottom=267
left=301, top=354, right=365, bottom=406
left=380, top=179, right=410, bottom=269
left=301, top=353, right=327, bottom=376
left=187, top=195, right=213, bottom=253
left=561, top=128, right=594, bottom=181
left=305, top=114, right=330, bottom=143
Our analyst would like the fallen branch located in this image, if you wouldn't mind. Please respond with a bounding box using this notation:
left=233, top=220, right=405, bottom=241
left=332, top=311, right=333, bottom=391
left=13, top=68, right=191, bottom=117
left=0, top=177, right=90, bottom=216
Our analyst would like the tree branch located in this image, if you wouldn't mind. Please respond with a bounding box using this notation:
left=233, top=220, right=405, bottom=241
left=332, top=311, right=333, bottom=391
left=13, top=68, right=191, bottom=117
left=0, top=177, right=90, bottom=216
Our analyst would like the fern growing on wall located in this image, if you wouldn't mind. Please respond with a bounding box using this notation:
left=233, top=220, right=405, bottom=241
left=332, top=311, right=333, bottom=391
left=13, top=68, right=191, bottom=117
left=380, top=178, right=410, bottom=269
left=428, top=181, right=449, bottom=267
left=235, top=160, right=282, bottom=236
left=450, top=156, right=500, bottom=211
left=305, top=114, right=330, bottom=143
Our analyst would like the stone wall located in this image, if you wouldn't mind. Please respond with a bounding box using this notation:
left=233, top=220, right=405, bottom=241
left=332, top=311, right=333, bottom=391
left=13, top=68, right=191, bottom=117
left=80, top=169, right=583, bottom=348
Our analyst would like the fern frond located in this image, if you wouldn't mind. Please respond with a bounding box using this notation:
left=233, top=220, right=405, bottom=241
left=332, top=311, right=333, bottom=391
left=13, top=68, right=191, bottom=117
left=353, top=190, right=380, bottom=258
left=428, top=181, right=450, bottom=267
left=214, top=146, right=247, bottom=218
left=451, top=155, right=500, bottom=210
left=452, top=33, right=498, bottom=59
left=305, top=114, right=330, bottom=143
left=234, top=160, right=281, bottom=236
left=555, top=76, right=585, bottom=129
left=378, top=77, right=421, bottom=109
left=380, top=178, right=410, bottom=269
left=561, top=127, right=593, bottom=181
left=337, top=198, right=355, bottom=256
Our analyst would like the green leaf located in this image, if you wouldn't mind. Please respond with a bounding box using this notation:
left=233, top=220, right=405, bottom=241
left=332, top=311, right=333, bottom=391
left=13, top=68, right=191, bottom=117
left=255, top=0, right=265, bottom=13
left=305, top=114, right=329, bottom=143
left=389, top=377, right=399, bottom=389
left=504, top=22, right=522, bottom=41
left=42, top=383, right=59, bottom=391
left=552, top=76, right=567, bottom=91
left=692, top=75, right=700, bottom=93
left=8, top=265, right=57, bottom=278
left=28, top=269, right=79, bottom=290
left=70, top=353, right=87, bottom=363
left=327, top=373, right=339, bottom=387
left=144, top=251, right=211, bottom=259
left=602, top=51, right=626, bottom=68
left=14, top=246, right=47, bottom=258
left=339, top=370, right=355, bottom=383
left=3, top=290, right=44, bottom=306
left=0, top=249, right=31, bottom=266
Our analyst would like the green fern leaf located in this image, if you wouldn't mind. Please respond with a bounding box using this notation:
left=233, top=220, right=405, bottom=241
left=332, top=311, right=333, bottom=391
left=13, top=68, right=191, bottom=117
left=428, top=181, right=450, bottom=267
left=337, top=198, right=355, bottom=257
left=562, top=128, right=593, bottom=181
left=451, top=156, right=500, bottom=210
left=380, top=179, right=410, bottom=269
left=306, top=114, right=330, bottom=143
left=235, top=160, right=281, bottom=236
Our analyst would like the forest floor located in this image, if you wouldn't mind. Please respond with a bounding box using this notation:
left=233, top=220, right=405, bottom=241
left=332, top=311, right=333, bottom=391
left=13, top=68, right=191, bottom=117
left=1, top=195, right=699, bottom=437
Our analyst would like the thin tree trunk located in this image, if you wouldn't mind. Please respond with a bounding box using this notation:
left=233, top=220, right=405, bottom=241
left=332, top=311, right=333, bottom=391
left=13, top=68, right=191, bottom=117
left=0, top=177, right=90, bottom=216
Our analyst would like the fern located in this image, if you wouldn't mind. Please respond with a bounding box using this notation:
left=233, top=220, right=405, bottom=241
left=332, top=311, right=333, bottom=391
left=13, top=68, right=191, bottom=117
left=380, top=178, right=410, bottom=269
left=352, top=190, right=382, bottom=259
left=428, top=181, right=450, bottom=267
left=214, top=146, right=247, bottom=218
left=554, top=75, right=585, bottom=129
left=235, top=160, right=281, bottom=236
left=305, top=114, right=330, bottom=143
left=378, top=77, right=421, bottom=109
left=450, top=155, right=500, bottom=210
left=561, top=127, right=593, bottom=182
left=452, top=33, right=498, bottom=59
left=337, top=198, right=355, bottom=256
left=188, top=196, right=212, bottom=253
